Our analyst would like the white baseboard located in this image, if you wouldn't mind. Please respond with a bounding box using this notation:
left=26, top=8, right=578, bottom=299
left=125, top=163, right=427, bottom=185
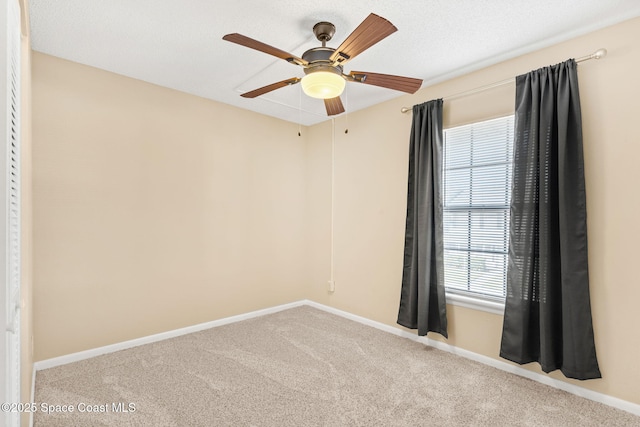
left=33, top=300, right=306, bottom=371
left=33, top=299, right=640, bottom=417
left=306, top=300, right=640, bottom=417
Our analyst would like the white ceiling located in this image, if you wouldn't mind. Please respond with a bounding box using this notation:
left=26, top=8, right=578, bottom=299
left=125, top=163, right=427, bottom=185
left=29, top=0, right=640, bottom=126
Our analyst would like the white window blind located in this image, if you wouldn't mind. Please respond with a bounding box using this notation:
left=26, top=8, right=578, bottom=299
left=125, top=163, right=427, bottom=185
left=443, top=115, right=514, bottom=301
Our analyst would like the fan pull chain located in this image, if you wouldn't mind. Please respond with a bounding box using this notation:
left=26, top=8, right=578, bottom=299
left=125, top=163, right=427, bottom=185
left=344, top=84, right=349, bottom=134
left=298, top=86, right=302, bottom=136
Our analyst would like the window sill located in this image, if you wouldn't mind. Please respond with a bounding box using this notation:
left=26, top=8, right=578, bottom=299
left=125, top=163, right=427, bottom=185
left=445, top=292, right=505, bottom=316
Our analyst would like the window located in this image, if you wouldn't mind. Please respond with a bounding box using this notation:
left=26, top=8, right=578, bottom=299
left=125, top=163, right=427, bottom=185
left=443, top=116, right=514, bottom=306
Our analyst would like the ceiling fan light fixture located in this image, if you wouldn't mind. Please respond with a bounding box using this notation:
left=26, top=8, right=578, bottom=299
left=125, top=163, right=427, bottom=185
left=301, top=71, right=346, bottom=99
left=223, top=13, right=423, bottom=115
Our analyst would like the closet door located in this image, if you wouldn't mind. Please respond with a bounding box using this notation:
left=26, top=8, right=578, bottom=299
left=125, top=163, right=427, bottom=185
left=1, top=0, right=22, bottom=426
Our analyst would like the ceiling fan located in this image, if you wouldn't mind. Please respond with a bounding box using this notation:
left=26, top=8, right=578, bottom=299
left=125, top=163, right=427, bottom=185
left=222, top=13, right=423, bottom=116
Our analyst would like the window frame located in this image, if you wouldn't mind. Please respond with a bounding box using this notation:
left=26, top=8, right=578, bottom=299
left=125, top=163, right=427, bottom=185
left=442, top=115, right=515, bottom=315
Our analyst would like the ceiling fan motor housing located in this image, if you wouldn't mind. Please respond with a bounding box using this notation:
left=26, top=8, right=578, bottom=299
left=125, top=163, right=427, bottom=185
left=302, top=47, right=344, bottom=76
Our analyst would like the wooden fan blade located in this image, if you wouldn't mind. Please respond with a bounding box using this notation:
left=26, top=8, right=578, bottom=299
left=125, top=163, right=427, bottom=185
left=223, top=33, right=308, bottom=66
left=329, top=14, right=397, bottom=65
left=349, top=71, right=422, bottom=94
left=324, top=97, right=345, bottom=116
left=240, top=77, right=301, bottom=98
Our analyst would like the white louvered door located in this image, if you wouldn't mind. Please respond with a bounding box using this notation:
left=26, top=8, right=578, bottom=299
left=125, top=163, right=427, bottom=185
left=1, top=1, right=22, bottom=426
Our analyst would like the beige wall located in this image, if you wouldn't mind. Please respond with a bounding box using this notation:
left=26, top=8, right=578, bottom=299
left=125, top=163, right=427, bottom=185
left=307, top=17, right=640, bottom=405
left=31, top=53, right=308, bottom=361
left=31, top=16, right=639, bottom=409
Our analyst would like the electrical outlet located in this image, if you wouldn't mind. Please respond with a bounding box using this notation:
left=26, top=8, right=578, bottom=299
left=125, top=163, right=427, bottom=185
left=328, top=280, right=335, bottom=293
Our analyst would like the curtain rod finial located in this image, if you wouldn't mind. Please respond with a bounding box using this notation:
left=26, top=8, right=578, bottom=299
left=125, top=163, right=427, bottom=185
left=593, top=48, right=607, bottom=60
left=401, top=107, right=411, bottom=114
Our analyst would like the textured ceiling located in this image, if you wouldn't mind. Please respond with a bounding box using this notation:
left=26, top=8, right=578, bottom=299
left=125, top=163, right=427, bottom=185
left=29, top=0, right=640, bottom=125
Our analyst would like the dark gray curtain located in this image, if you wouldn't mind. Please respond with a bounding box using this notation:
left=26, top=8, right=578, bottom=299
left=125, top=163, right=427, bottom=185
left=500, top=59, right=601, bottom=380
left=397, top=99, right=447, bottom=338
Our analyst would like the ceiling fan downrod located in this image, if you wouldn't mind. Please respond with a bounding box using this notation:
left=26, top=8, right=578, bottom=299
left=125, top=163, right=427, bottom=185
left=312, top=21, right=336, bottom=47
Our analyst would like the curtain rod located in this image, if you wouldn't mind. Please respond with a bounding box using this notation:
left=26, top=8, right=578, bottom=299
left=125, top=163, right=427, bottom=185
left=400, top=48, right=607, bottom=113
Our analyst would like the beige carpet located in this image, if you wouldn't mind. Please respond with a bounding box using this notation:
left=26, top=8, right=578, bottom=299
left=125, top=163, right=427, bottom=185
left=34, top=305, right=639, bottom=426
